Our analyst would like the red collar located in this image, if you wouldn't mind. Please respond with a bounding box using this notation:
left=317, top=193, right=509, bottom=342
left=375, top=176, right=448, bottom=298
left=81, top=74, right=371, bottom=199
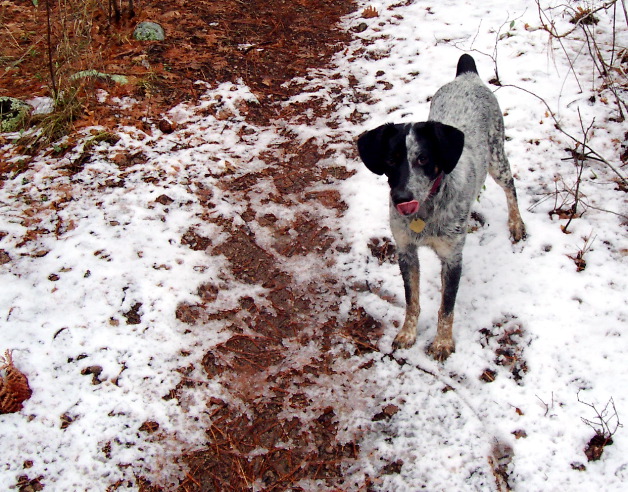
left=429, top=173, right=444, bottom=196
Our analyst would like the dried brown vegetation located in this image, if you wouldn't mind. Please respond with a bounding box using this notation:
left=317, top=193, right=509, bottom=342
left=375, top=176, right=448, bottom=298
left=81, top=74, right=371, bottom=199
left=0, top=350, right=32, bottom=414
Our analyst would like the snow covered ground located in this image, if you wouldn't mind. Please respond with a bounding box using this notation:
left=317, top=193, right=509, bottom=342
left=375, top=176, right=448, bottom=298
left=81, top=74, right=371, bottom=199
left=336, top=1, right=628, bottom=490
left=1, top=0, right=627, bottom=490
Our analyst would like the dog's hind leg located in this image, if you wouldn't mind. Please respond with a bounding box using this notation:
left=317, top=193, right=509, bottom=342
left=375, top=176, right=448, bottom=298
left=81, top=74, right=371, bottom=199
left=392, top=247, right=421, bottom=349
left=488, top=132, right=526, bottom=242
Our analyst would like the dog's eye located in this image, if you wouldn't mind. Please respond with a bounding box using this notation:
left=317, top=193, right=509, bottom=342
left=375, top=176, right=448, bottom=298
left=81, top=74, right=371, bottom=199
left=389, top=149, right=404, bottom=166
left=414, top=154, right=429, bottom=167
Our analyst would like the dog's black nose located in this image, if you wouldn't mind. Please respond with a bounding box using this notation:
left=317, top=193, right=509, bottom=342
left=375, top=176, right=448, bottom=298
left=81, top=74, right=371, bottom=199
left=391, top=189, right=414, bottom=206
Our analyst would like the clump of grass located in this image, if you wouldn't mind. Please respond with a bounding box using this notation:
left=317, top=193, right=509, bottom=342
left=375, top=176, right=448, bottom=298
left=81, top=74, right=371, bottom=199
left=18, top=87, right=83, bottom=151
left=16, top=0, right=105, bottom=150
left=3, top=1, right=141, bottom=158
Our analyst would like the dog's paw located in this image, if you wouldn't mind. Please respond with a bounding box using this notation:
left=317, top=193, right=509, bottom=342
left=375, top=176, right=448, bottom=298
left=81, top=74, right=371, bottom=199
left=427, top=339, right=455, bottom=361
left=509, top=220, right=527, bottom=243
left=392, top=330, right=417, bottom=350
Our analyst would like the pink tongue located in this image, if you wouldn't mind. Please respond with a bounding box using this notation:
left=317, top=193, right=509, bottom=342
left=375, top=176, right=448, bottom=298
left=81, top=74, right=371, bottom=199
left=396, top=200, right=419, bottom=215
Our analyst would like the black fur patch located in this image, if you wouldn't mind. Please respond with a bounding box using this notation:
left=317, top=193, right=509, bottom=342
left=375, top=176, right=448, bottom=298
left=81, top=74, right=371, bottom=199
left=456, top=53, right=478, bottom=76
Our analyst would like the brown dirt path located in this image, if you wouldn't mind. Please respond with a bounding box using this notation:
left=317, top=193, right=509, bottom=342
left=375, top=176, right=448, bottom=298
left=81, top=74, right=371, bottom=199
left=166, top=5, right=384, bottom=486
left=170, top=132, right=381, bottom=490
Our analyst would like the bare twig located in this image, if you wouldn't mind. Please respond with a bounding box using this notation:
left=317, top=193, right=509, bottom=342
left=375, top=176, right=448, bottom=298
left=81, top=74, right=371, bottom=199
left=577, top=391, right=623, bottom=439
left=45, top=0, right=57, bottom=98
left=580, top=201, right=628, bottom=220
left=567, top=232, right=596, bottom=271
left=535, top=0, right=585, bottom=93
left=499, top=83, right=627, bottom=186
left=464, top=12, right=527, bottom=85
left=535, top=0, right=620, bottom=39
left=536, top=393, right=552, bottom=417
left=562, top=109, right=594, bottom=233
left=535, top=0, right=626, bottom=119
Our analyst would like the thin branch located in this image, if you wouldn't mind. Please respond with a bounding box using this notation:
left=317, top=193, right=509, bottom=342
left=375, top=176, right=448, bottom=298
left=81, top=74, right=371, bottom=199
left=499, top=83, right=627, bottom=186
left=462, top=12, right=527, bottom=85
left=46, top=0, right=58, bottom=98
left=562, top=109, right=594, bottom=233
left=536, top=394, right=550, bottom=417
left=577, top=391, right=623, bottom=439
left=535, top=0, right=620, bottom=39
left=581, top=201, right=628, bottom=220
left=610, top=0, right=617, bottom=67
left=535, top=0, right=585, bottom=93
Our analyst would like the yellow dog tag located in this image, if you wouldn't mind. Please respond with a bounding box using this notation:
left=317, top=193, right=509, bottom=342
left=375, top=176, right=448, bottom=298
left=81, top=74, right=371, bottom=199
left=409, top=218, right=426, bottom=233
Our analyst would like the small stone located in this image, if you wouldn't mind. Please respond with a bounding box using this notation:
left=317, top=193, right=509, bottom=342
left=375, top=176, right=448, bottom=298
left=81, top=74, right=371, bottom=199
left=133, top=22, right=165, bottom=41
left=352, top=22, right=368, bottom=33
left=158, top=119, right=175, bottom=134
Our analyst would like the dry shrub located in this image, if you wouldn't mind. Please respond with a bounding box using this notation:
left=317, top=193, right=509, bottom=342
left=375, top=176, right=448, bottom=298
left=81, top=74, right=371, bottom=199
left=362, top=6, right=379, bottom=18
left=0, top=350, right=32, bottom=414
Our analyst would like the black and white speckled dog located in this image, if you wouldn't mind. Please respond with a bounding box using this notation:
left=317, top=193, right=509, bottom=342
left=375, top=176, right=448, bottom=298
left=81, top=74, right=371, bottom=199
left=357, top=54, right=526, bottom=361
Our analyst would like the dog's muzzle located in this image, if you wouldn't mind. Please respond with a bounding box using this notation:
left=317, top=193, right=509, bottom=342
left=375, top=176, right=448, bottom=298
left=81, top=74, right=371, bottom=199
left=396, top=200, right=420, bottom=216
left=394, top=174, right=444, bottom=216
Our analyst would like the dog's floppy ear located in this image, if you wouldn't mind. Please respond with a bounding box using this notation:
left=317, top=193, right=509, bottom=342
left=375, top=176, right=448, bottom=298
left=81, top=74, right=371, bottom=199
left=431, top=122, right=464, bottom=174
left=357, top=124, right=398, bottom=175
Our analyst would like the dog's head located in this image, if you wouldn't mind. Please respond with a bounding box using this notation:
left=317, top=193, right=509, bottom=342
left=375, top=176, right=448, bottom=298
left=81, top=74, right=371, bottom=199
left=357, top=121, right=464, bottom=216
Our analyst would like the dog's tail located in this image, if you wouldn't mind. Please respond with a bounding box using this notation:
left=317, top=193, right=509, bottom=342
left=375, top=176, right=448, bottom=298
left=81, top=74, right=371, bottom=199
left=456, top=54, right=478, bottom=76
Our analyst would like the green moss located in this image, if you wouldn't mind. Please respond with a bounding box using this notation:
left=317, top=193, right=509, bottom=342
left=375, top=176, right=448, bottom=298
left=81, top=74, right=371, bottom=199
left=70, top=70, right=128, bottom=85
left=133, top=22, right=165, bottom=41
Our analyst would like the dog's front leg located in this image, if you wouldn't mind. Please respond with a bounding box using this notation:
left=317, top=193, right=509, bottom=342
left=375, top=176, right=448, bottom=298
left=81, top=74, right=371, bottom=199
left=393, top=247, right=420, bottom=349
left=428, top=257, right=462, bottom=361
